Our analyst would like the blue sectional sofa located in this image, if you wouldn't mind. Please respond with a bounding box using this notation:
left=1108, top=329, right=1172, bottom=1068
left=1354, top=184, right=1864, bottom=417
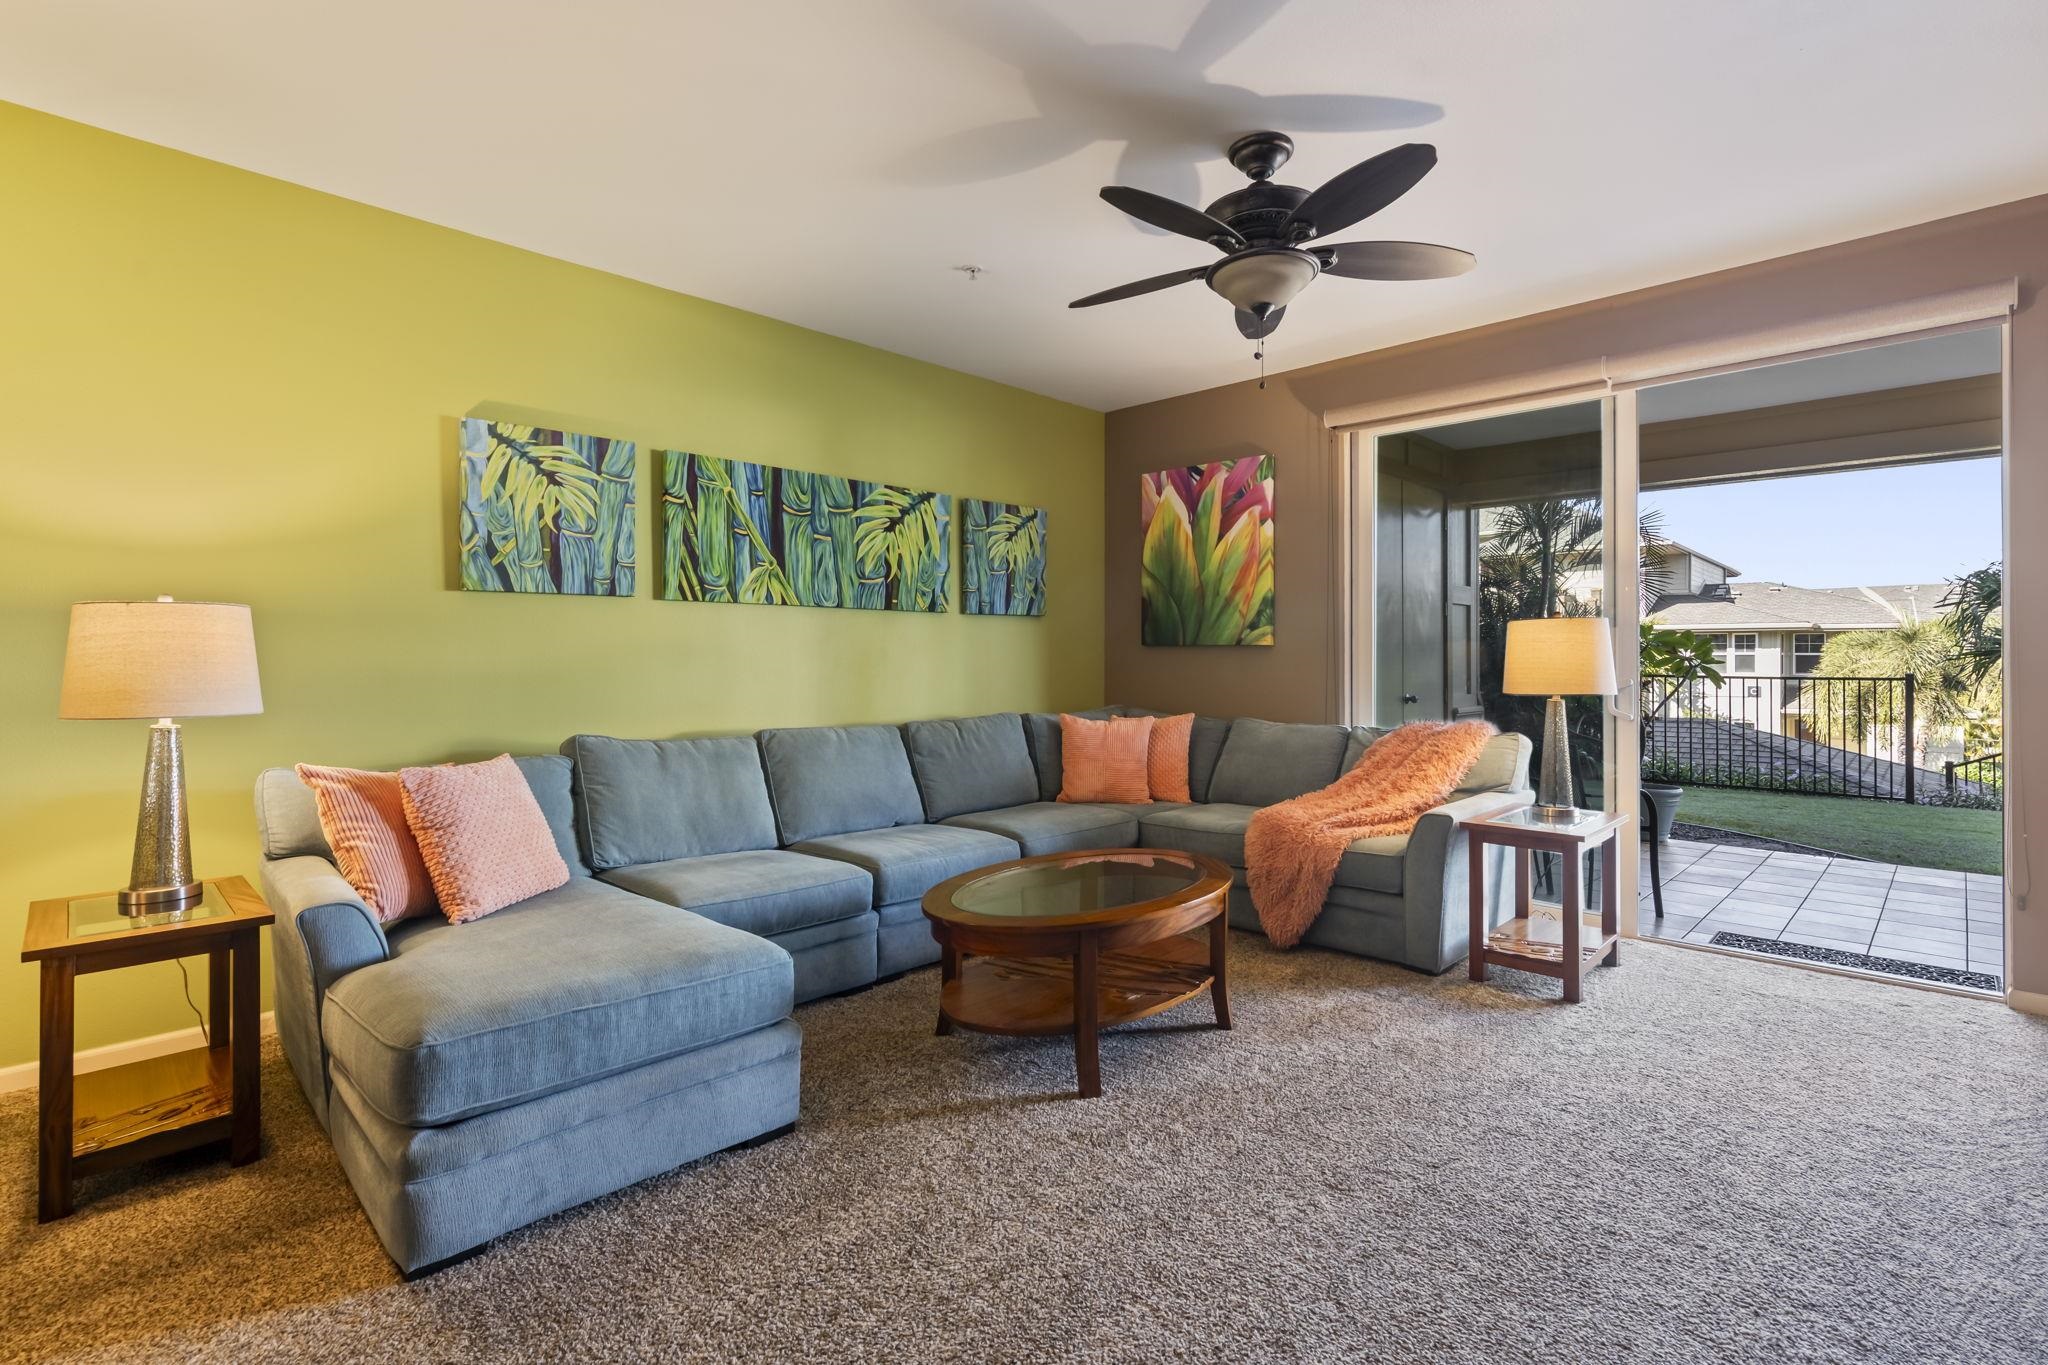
left=254, top=709, right=1528, bottom=1273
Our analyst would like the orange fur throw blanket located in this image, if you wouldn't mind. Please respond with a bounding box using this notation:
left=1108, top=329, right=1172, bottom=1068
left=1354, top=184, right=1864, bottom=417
left=1245, top=720, right=1497, bottom=949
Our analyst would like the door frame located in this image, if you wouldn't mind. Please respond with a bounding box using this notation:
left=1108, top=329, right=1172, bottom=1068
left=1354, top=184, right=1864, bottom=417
left=1339, top=390, right=1640, bottom=931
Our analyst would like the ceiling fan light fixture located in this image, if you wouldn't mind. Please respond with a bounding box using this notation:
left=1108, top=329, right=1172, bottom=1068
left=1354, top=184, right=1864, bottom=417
left=1205, top=248, right=1319, bottom=315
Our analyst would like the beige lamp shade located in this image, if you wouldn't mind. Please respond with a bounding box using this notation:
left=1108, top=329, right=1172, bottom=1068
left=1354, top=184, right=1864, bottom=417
left=1502, top=617, right=1617, bottom=697
left=59, top=598, right=263, bottom=719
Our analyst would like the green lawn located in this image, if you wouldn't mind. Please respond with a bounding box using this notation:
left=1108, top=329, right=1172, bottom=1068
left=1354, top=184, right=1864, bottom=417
left=1674, top=787, right=2003, bottom=875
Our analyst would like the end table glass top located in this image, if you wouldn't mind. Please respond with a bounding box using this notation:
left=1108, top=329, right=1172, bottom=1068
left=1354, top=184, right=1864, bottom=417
left=949, top=852, right=1208, bottom=919
left=1477, top=806, right=1617, bottom=834
left=68, top=884, right=237, bottom=940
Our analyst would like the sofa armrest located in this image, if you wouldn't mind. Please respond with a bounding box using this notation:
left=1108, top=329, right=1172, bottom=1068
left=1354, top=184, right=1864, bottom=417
left=1401, top=791, right=1534, bottom=972
left=259, top=856, right=389, bottom=1127
left=262, top=856, right=389, bottom=987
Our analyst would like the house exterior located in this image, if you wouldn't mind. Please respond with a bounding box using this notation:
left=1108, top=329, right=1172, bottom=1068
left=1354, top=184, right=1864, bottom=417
left=1649, top=564, right=1962, bottom=764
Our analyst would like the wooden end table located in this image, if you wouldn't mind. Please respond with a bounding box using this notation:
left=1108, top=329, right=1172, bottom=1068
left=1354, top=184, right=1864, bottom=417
left=922, top=849, right=1233, bottom=1098
left=22, top=875, right=273, bottom=1221
left=1464, top=807, right=1627, bottom=1002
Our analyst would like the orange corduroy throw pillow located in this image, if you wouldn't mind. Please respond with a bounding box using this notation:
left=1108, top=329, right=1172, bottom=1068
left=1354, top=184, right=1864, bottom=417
left=295, top=762, right=438, bottom=924
left=1147, top=713, right=1195, bottom=802
left=1057, top=713, right=1156, bottom=803
left=400, top=754, right=570, bottom=924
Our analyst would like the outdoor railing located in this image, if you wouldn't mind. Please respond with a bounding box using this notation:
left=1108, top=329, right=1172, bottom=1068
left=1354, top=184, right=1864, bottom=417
left=1641, top=673, right=1917, bottom=802
left=1946, top=751, right=2004, bottom=793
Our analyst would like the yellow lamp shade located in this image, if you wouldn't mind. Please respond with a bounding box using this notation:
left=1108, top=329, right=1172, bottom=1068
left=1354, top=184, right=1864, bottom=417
left=59, top=598, right=264, bottom=720
left=1503, top=617, right=1616, bottom=697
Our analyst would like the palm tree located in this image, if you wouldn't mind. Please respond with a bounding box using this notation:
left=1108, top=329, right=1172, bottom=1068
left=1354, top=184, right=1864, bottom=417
left=1805, top=621, right=1972, bottom=768
left=1941, top=562, right=2002, bottom=690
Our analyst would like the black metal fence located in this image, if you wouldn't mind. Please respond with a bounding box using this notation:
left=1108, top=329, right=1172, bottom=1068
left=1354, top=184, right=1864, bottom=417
left=1642, top=673, right=1918, bottom=802
left=1946, top=751, right=2004, bottom=793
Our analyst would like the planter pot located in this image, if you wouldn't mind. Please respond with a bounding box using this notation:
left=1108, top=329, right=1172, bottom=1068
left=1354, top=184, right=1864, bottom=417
left=1643, top=783, right=1683, bottom=844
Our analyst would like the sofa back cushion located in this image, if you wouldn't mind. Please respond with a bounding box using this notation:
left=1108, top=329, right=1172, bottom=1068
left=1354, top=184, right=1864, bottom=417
left=1206, top=718, right=1351, bottom=807
left=1023, top=708, right=1119, bottom=803
left=903, top=713, right=1039, bottom=821
left=1458, top=731, right=1533, bottom=794
left=1188, top=716, right=1232, bottom=801
left=1341, top=726, right=1392, bottom=775
left=258, top=756, right=589, bottom=876
left=560, top=734, right=778, bottom=871
left=758, top=724, right=926, bottom=844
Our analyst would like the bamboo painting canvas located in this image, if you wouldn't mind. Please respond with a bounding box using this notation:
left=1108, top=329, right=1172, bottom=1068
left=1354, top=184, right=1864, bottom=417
left=1140, top=455, right=1274, bottom=646
left=659, top=451, right=951, bottom=612
left=459, top=419, right=637, bottom=596
left=960, top=498, right=1047, bottom=616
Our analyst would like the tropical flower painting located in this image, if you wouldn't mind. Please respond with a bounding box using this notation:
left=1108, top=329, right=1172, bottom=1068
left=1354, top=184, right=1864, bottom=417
left=460, top=419, right=636, bottom=596
left=659, top=451, right=951, bottom=612
left=1140, top=455, right=1275, bottom=646
left=961, top=498, right=1048, bottom=616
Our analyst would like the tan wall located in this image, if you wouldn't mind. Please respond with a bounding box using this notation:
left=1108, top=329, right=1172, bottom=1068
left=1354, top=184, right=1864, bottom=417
left=1104, top=193, right=2047, bottom=1002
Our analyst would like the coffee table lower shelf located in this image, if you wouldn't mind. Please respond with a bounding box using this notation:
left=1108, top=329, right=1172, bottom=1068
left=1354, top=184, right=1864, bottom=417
left=940, top=932, right=1214, bottom=1035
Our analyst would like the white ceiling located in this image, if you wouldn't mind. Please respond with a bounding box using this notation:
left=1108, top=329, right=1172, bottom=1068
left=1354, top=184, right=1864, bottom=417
left=5, top=0, right=2046, bottom=411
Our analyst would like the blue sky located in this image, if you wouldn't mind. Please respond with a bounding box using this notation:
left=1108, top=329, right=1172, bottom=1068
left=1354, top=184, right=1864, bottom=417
left=1643, top=457, right=2001, bottom=589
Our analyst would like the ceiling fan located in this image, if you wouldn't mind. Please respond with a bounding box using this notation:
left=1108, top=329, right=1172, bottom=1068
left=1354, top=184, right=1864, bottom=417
left=1069, top=132, right=1475, bottom=340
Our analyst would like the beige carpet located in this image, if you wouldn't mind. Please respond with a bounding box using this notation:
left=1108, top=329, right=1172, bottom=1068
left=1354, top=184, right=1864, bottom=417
left=4, top=937, right=2046, bottom=1363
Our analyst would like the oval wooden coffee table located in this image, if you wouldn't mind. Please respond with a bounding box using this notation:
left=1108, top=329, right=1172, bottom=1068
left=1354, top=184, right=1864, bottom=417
left=921, top=848, right=1234, bottom=1098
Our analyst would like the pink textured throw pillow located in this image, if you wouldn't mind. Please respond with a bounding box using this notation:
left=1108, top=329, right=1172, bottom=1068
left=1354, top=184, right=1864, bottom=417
left=295, top=763, right=438, bottom=924
left=1147, top=713, right=1195, bottom=802
left=399, top=755, right=569, bottom=924
left=1058, top=714, right=1156, bottom=804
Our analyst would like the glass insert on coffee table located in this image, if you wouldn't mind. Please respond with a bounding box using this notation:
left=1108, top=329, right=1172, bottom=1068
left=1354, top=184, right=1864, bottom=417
left=920, top=849, right=1234, bottom=1098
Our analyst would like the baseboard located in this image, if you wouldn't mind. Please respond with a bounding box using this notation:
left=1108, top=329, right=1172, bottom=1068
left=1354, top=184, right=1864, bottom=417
left=2007, top=989, right=2048, bottom=1018
left=0, top=1012, right=277, bottom=1094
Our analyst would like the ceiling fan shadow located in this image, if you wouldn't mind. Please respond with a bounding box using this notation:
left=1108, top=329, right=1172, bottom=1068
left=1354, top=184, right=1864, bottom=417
left=882, top=0, right=1442, bottom=233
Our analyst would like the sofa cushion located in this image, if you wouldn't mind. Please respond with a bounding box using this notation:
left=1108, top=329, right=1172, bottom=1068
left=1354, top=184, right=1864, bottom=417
left=943, top=802, right=1143, bottom=856
left=1333, top=832, right=1407, bottom=895
left=1341, top=726, right=1392, bottom=775
left=1188, top=716, right=1233, bottom=802
left=1206, top=718, right=1350, bottom=807
left=1138, top=803, right=1259, bottom=867
left=322, top=878, right=793, bottom=1127
left=791, top=824, right=1020, bottom=906
left=1458, top=732, right=1533, bottom=794
left=758, top=725, right=925, bottom=844
left=256, top=756, right=589, bottom=876
left=902, top=714, right=1038, bottom=821
left=599, top=849, right=873, bottom=938
left=562, top=734, right=779, bottom=870
left=1022, top=708, right=1120, bottom=803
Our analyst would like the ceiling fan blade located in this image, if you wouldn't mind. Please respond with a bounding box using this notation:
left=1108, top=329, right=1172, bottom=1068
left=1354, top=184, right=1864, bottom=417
left=1069, top=265, right=1209, bottom=309
left=1285, top=143, right=1437, bottom=241
left=1100, top=186, right=1246, bottom=250
left=1313, top=240, right=1476, bottom=280
left=1235, top=306, right=1285, bottom=340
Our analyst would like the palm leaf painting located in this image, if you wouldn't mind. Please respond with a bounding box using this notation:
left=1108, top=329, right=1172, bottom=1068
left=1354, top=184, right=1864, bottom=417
left=659, top=450, right=950, bottom=612
left=460, top=419, right=636, bottom=596
left=961, top=498, right=1047, bottom=616
left=1140, top=455, right=1274, bottom=646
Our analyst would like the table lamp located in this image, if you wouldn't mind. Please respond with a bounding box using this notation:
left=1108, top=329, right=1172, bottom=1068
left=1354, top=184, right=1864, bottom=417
left=59, top=598, right=263, bottom=913
left=1503, top=616, right=1616, bottom=822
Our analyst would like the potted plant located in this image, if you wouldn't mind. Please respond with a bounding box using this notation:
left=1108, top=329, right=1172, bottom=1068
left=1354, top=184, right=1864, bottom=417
left=1639, top=621, right=1724, bottom=843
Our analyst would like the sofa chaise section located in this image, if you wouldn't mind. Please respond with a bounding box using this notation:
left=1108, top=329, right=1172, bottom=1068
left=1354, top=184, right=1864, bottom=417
left=255, top=756, right=801, bottom=1274
left=758, top=723, right=1020, bottom=976
left=565, top=733, right=878, bottom=1003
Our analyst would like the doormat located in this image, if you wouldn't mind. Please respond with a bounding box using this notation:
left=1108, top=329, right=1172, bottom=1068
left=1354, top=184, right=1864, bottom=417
left=1709, top=932, right=2000, bottom=993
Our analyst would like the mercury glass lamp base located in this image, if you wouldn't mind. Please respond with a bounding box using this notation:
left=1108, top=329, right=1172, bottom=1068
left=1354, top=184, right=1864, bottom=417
left=121, top=719, right=200, bottom=916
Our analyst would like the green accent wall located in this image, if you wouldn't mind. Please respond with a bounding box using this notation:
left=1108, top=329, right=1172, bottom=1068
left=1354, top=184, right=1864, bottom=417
left=0, top=103, right=1105, bottom=1067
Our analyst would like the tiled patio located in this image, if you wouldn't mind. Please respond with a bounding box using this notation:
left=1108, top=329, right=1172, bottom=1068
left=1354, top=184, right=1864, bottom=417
left=1638, top=838, right=2005, bottom=993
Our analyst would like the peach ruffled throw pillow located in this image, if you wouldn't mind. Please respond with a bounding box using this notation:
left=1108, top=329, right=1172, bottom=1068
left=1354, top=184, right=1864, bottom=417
left=295, top=763, right=438, bottom=924
left=399, top=754, right=569, bottom=924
